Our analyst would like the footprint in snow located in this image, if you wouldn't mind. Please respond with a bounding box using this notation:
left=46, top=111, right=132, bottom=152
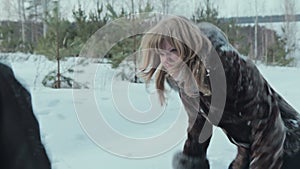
left=47, top=99, right=60, bottom=107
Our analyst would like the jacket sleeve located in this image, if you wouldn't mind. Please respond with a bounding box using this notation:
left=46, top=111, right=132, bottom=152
left=249, top=92, right=285, bottom=169
left=230, top=55, right=286, bottom=169
left=172, top=92, right=212, bottom=169
left=215, top=46, right=285, bottom=169
left=234, top=58, right=286, bottom=169
left=166, top=76, right=212, bottom=169
left=0, top=63, right=51, bottom=169
left=180, top=90, right=212, bottom=160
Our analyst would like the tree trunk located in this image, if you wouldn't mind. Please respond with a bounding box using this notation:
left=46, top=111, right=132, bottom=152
left=254, top=0, right=258, bottom=63
left=131, top=0, right=137, bottom=83
left=42, top=0, right=48, bottom=38
left=55, top=1, right=61, bottom=88
left=18, top=0, right=26, bottom=44
left=56, top=28, right=61, bottom=88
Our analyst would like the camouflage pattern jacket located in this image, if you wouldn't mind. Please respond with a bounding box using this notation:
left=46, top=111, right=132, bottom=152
left=169, top=23, right=300, bottom=169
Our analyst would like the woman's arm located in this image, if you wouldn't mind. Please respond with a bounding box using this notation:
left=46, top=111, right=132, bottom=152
left=249, top=94, right=285, bottom=169
left=229, top=146, right=250, bottom=169
left=173, top=115, right=212, bottom=169
left=172, top=90, right=212, bottom=169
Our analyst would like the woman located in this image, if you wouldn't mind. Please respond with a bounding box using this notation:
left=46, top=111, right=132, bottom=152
left=139, top=16, right=300, bottom=169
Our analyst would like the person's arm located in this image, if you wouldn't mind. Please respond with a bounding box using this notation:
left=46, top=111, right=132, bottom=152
left=249, top=94, right=285, bottom=169
left=232, top=58, right=286, bottom=169
left=229, top=146, right=250, bottom=169
left=172, top=91, right=212, bottom=169
left=229, top=57, right=286, bottom=169
left=0, top=63, right=51, bottom=169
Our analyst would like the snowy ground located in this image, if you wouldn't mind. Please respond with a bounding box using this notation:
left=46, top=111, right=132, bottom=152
left=1, top=53, right=300, bottom=169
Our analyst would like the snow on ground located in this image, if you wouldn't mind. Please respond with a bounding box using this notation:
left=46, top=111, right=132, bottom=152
left=1, top=53, right=300, bottom=169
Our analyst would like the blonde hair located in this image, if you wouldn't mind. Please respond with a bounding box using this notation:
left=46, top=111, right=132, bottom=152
left=139, top=16, right=212, bottom=104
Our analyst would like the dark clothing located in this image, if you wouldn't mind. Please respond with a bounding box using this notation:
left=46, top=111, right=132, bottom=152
left=0, top=63, right=51, bottom=169
left=170, top=23, right=300, bottom=169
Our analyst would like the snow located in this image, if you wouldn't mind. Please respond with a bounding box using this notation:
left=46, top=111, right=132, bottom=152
left=1, top=53, right=300, bottom=169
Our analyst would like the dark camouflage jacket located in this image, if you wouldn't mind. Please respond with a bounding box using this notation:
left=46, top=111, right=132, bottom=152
left=167, top=22, right=300, bottom=169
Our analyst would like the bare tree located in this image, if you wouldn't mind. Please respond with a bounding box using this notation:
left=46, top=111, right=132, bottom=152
left=18, top=0, right=26, bottom=44
left=2, top=0, right=14, bottom=43
left=3, top=0, right=12, bottom=20
left=254, top=0, right=258, bottom=63
left=282, top=0, right=297, bottom=60
left=2, top=0, right=20, bottom=20
left=105, top=0, right=116, bottom=6
left=26, top=0, right=42, bottom=44
left=157, top=0, right=174, bottom=14
left=42, top=0, right=49, bottom=38
left=54, top=0, right=61, bottom=88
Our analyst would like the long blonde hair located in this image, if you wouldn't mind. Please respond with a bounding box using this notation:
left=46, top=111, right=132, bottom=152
left=139, top=16, right=212, bottom=104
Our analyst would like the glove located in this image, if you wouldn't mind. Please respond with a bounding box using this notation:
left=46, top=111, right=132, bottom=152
left=172, top=137, right=210, bottom=169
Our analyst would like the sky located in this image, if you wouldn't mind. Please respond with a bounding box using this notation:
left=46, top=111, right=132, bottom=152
left=0, top=0, right=299, bottom=21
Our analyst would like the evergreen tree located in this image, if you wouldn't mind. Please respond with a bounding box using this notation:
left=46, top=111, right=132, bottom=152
left=0, top=22, right=20, bottom=52
left=35, top=1, right=75, bottom=88
left=191, top=0, right=219, bottom=25
left=107, top=2, right=154, bottom=68
left=266, top=32, right=294, bottom=66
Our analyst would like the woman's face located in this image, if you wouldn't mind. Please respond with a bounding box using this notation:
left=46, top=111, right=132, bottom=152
left=159, top=40, right=180, bottom=72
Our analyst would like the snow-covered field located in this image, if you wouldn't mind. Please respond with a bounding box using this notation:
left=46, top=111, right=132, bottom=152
left=1, top=53, right=300, bottom=169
